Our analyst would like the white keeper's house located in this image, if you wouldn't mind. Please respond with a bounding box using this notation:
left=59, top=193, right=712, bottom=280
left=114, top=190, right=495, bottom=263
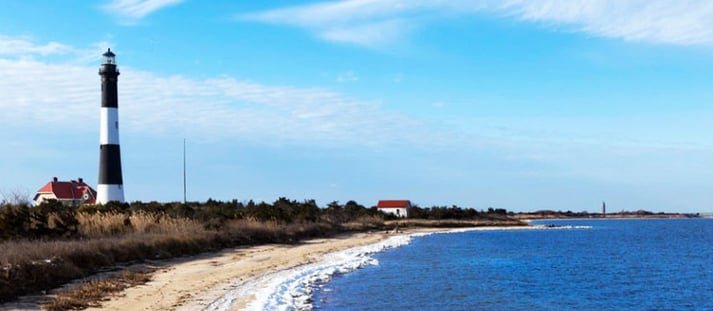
left=33, top=177, right=97, bottom=207
left=377, top=200, right=412, bottom=218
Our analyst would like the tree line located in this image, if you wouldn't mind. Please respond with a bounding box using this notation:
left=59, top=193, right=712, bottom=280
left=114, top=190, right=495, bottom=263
left=0, top=197, right=512, bottom=241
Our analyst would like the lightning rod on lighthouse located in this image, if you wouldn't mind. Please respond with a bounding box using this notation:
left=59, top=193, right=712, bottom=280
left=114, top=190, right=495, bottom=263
left=97, top=48, right=125, bottom=204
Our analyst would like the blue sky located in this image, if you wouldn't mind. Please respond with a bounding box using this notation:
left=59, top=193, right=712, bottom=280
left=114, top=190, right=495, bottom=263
left=2, top=0, right=713, bottom=213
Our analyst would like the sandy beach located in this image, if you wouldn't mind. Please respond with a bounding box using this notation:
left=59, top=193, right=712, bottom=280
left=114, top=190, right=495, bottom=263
left=0, top=225, right=546, bottom=311
left=87, top=226, right=547, bottom=310
left=84, top=229, right=421, bottom=311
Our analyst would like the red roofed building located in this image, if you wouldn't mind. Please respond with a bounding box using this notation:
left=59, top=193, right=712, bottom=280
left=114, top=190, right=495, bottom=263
left=33, top=177, right=97, bottom=207
left=377, top=200, right=411, bottom=218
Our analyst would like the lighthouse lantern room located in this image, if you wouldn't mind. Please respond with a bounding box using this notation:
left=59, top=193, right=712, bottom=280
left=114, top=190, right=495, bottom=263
left=103, top=49, right=115, bottom=64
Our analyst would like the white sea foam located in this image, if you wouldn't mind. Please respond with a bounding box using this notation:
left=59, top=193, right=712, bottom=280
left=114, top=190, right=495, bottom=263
left=205, top=225, right=590, bottom=311
left=204, top=234, right=413, bottom=311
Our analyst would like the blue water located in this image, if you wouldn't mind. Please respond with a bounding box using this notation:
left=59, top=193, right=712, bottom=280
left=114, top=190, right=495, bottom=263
left=312, top=219, right=713, bottom=310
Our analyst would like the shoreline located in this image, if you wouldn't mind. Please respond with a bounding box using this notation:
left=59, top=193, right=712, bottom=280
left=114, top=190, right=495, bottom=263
left=89, top=225, right=557, bottom=310
left=2, top=224, right=562, bottom=310
left=84, top=228, right=440, bottom=311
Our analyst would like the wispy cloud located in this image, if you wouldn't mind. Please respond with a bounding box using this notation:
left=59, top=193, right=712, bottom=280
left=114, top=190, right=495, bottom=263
left=336, top=71, right=359, bottom=83
left=241, top=0, right=713, bottom=47
left=0, top=35, right=73, bottom=57
left=103, top=0, right=183, bottom=22
left=0, top=35, right=112, bottom=64
left=501, top=0, right=713, bottom=46
left=321, top=19, right=411, bottom=48
left=239, top=0, right=434, bottom=48
left=3, top=44, right=709, bottom=154
left=0, top=52, right=432, bottom=149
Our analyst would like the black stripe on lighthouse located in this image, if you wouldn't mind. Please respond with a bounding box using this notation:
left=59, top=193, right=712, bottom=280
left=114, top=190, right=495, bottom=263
left=99, top=145, right=123, bottom=185
left=101, top=74, right=119, bottom=108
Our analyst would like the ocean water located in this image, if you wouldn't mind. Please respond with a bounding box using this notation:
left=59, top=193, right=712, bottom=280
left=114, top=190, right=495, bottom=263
left=309, top=219, right=713, bottom=310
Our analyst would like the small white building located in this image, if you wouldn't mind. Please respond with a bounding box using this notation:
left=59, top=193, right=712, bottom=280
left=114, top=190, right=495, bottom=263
left=377, top=200, right=411, bottom=218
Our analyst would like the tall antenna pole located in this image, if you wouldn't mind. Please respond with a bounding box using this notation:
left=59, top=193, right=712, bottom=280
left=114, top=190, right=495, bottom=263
left=183, top=138, right=187, bottom=204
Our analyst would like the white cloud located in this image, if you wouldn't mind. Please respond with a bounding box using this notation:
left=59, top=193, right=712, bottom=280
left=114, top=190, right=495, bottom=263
left=500, top=0, right=713, bottom=45
left=0, top=35, right=113, bottom=65
left=320, top=19, right=410, bottom=47
left=239, top=0, right=434, bottom=48
left=242, top=0, right=417, bottom=27
left=0, top=35, right=73, bottom=57
left=6, top=52, right=702, bottom=155
left=241, top=0, right=713, bottom=47
left=118, top=73, right=431, bottom=146
left=0, top=55, right=431, bottom=149
left=103, top=0, right=183, bottom=21
left=0, top=59, right=97, bottom=125
left=336, top=71, right=359, bottom=83
left=3, top=37, right=711, bottom=194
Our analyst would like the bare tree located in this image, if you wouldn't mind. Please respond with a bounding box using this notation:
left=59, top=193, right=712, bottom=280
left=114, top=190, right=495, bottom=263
left=0, top=188, right=31, bottom=206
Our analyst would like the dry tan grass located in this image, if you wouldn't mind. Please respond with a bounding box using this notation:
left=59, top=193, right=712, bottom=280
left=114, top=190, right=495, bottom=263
left=77, top=213, right=131, bottom=237
left=342, top=215, right=385, bottom=231
left=0, top=229, right=215, bottom=303
left=77, top=212, right=204, bottom=238
left=43, top=270, right=151, bottom=311
left=129, top=212, right=203, bottom=234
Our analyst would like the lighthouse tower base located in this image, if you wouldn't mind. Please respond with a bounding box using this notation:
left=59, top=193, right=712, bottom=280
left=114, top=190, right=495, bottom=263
left=97, top=184, right=124, bottom=204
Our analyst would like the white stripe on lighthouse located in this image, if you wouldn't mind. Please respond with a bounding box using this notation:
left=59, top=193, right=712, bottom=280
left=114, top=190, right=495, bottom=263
left=97, top=184, right=124, bottom=203
left=100, top=107, right=120, bottom=145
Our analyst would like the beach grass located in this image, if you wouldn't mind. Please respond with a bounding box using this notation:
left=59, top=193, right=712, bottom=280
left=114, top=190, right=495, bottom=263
left=43, top=270, right=151, bottom=311
left=0, top=212, right=381, bottom=303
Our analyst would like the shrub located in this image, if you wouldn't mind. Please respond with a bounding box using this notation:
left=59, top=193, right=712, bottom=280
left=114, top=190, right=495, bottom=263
left=0, top=203, right=30, bottom=240
left=31, top=200, right=79, bottom=238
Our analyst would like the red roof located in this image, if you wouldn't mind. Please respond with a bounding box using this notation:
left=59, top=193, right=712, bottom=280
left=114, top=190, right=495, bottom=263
left=35, top=177, right=97, bottom=204
left=377, top=200, right=411, bottom=208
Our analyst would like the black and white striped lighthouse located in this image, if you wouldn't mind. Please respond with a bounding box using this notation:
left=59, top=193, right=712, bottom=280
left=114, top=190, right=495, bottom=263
left=97, top=48, right=124, bottom=204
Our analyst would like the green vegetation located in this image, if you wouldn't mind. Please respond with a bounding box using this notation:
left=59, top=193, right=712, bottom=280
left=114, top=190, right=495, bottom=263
left=407, top=205, right=510, bottom=220
left=0, top=197, right=520, bottom=304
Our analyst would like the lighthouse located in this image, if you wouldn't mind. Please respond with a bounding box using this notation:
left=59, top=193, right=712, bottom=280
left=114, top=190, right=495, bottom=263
left=97, top=48, right=124, bottom=204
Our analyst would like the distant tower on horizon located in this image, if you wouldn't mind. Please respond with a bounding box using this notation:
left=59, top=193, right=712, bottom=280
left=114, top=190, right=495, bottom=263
left=97, top=48, right=124, bottom=204
left=602, top=201, right=606, bottom=216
